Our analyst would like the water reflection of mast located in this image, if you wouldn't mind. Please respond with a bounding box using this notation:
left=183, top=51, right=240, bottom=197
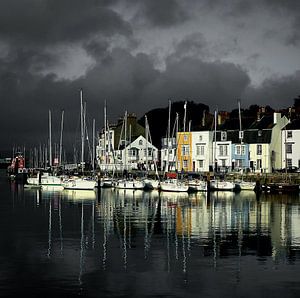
left=59, top=198, right=63, bottom=256
left=212, top=194, right=217, bottom=269
left=92, top=200, right=95, bottom=249
left=102, top=198, right=107, bottom=270
left=47, top=199, right=52, bottom=258
left=236, top=204, right=243, bottom=280
left=123, top=198, right=127, bottom=270
left=79, top=202, right=84, bottom=286
left=144, top=193, right=150, bottom=258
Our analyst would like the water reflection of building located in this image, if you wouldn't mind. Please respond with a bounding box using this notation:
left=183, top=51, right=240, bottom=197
left=20, top=185, right=300, bottom=273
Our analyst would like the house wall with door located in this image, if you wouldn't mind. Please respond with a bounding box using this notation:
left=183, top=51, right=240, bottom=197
left=249, top=142, right=270, bottom=173
left=231, top=143, right=250, bottom=172
left=177, top=132, right=192, bottom=172
left=191, top=131, right=213, bottom=172
left=160, top=137, right=176, bottom=172
left=281, top=128, right=300, bottom=169
left=124, top=135, right=158, bottom=170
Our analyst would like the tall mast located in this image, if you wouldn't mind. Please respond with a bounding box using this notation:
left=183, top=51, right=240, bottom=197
left=238, top=99, right=243, bottom=143
left=92, top=118, right=95, bottom=173
left=175, top=113, right=179, bottom=172
left=80, top=89, right=85, bottom=172
left=59, top=110, right=64, bottom=166
left=124, top=111, right=127, bottom=171
left=104, top=100, right=107, bottom=168
left=213, top=109, right=217, bottom=173
left=49, top=110, right=52, bottom=167
left=183, top=101, right=187, bottom=132
left=166, top=99, right=171, bottom=172
left=145, top=115, right=148, bottom=171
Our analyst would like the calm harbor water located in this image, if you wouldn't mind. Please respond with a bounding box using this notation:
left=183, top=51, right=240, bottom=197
left=1, top=170, right=300, bottom=297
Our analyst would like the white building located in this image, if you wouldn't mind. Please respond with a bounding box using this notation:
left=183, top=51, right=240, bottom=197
left=247, top=112, right=289, bottom=173
left=213, top=131, right=233, bottom=172
left=117, top=135, right=159, bottom=171
left=190, top=131, right=213, bottom=172
left=160, top=137, right=177, bottom=172
left=281, top=119, right=300, bottom=170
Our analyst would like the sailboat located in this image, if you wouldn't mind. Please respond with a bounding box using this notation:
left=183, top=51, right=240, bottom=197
left=99, top=101, right=114, bottom=188
left=26, top=110, right=64, bottom=188
left=160, top=102, right=188, bottom=193
left=114, top=111, right=145, bottom=190
left=210, top=109, right=235, bottom=191
left=62, top=89, right=96, bottom=191
left=234, top=100, right=255, bottom=191
left=143, top=115, right=160, bottom=190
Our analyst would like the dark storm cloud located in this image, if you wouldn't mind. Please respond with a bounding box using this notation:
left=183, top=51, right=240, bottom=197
left=244, top=71, right=300, bottom=108
left=171, top=33, right=208, bottom=59
left=139, top=0, right=188, bottom=27
left=286, top=16, right=300, bottom=46
left=0, top=0, right=131, bottom=45
left=0, top=0, right=300, bottom=153
left=143, top=57, right=251, bottom=110
left=123, top=0, right=188, bottom=27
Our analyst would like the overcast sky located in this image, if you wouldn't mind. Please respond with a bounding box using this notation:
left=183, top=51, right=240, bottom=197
left=1, top=0, right=300, bottom=152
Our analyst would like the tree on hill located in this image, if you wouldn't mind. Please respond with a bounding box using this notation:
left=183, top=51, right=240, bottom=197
left=138, top=101, right=210, bottom=148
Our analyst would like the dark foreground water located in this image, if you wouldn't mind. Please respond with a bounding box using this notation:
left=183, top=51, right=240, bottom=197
left=1, top=171, right=300, bottom=297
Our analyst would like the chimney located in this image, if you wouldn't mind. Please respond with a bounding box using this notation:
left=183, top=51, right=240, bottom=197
left=273, top=112, right=281, bottom=124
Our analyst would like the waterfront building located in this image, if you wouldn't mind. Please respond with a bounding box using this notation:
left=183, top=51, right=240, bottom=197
left=246, top=112, right=289, bottom=173
left=96, top=113, right=158, bottom=172
left=281, top=119, right=300, bottom=169
left=175, top=131, right=213, bottom=173
left=160, top=136, right=176, bottom=172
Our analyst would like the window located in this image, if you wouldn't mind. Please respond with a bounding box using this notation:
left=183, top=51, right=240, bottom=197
left=239, top=131, right=244, bottom=139
left=219, top=145, right=228, bottom=156
left=129, top=149, right=136, bottom=157
left=199, top=135, right=203, bottom=141
left=139, top=140, right=143, bottom=146
left=183, top=160, right=188, bottom=168
left=258, top=130, right=262, bottom=137
left=257, top=144, right=262, bottom=155
left=164, top=149, right=167, bottom=157
left=286, top=143, right=292, bottom=154
left=163, top=138, right=167, bottom=146
left=287, top=131, right=292, bottom=138
left=286, top=159, right=292, bottom=168
left=236, top=145, right=245, bottom=155
left=182, top=145, right=190, bottom=156
left=221, top=159, right=226, bottom=167
left=196, top=145, right=205, bottom=155
left=241, top=145, right=245, bottom=155
left=221, top=131, right=227, bottom=141
left=257, top=159, right=262, bottom=170
left=236, top=159, right=243, bottom=168
left=198, top=160, right=204, bottom=168
left=184, top=135, right=188, bottom=141
left=148, top=149, right=152, bottom=156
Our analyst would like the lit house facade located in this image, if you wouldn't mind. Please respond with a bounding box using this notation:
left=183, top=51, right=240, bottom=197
left=160, top=137, right=177, bottom=172
left=247, top=112, right=288, bottom=173
left=281, top=119, right=300, bottom=169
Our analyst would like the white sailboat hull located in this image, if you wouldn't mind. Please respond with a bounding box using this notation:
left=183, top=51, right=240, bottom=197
left=210, top=180, right=235, bottom=191
left=63, top=178, right=96, bottom=190
left=237, top=181, right=256, bottom=191
left=114, top=179, right=145, bottom=190
left=160, top=179, right=188, bottom=192
left=188, top=180, right=207, bottom=192
left=27, top=174, right=63, bottom=186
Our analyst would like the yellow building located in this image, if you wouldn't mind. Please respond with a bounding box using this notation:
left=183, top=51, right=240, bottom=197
left=177, top=132, right=193, bottom=172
